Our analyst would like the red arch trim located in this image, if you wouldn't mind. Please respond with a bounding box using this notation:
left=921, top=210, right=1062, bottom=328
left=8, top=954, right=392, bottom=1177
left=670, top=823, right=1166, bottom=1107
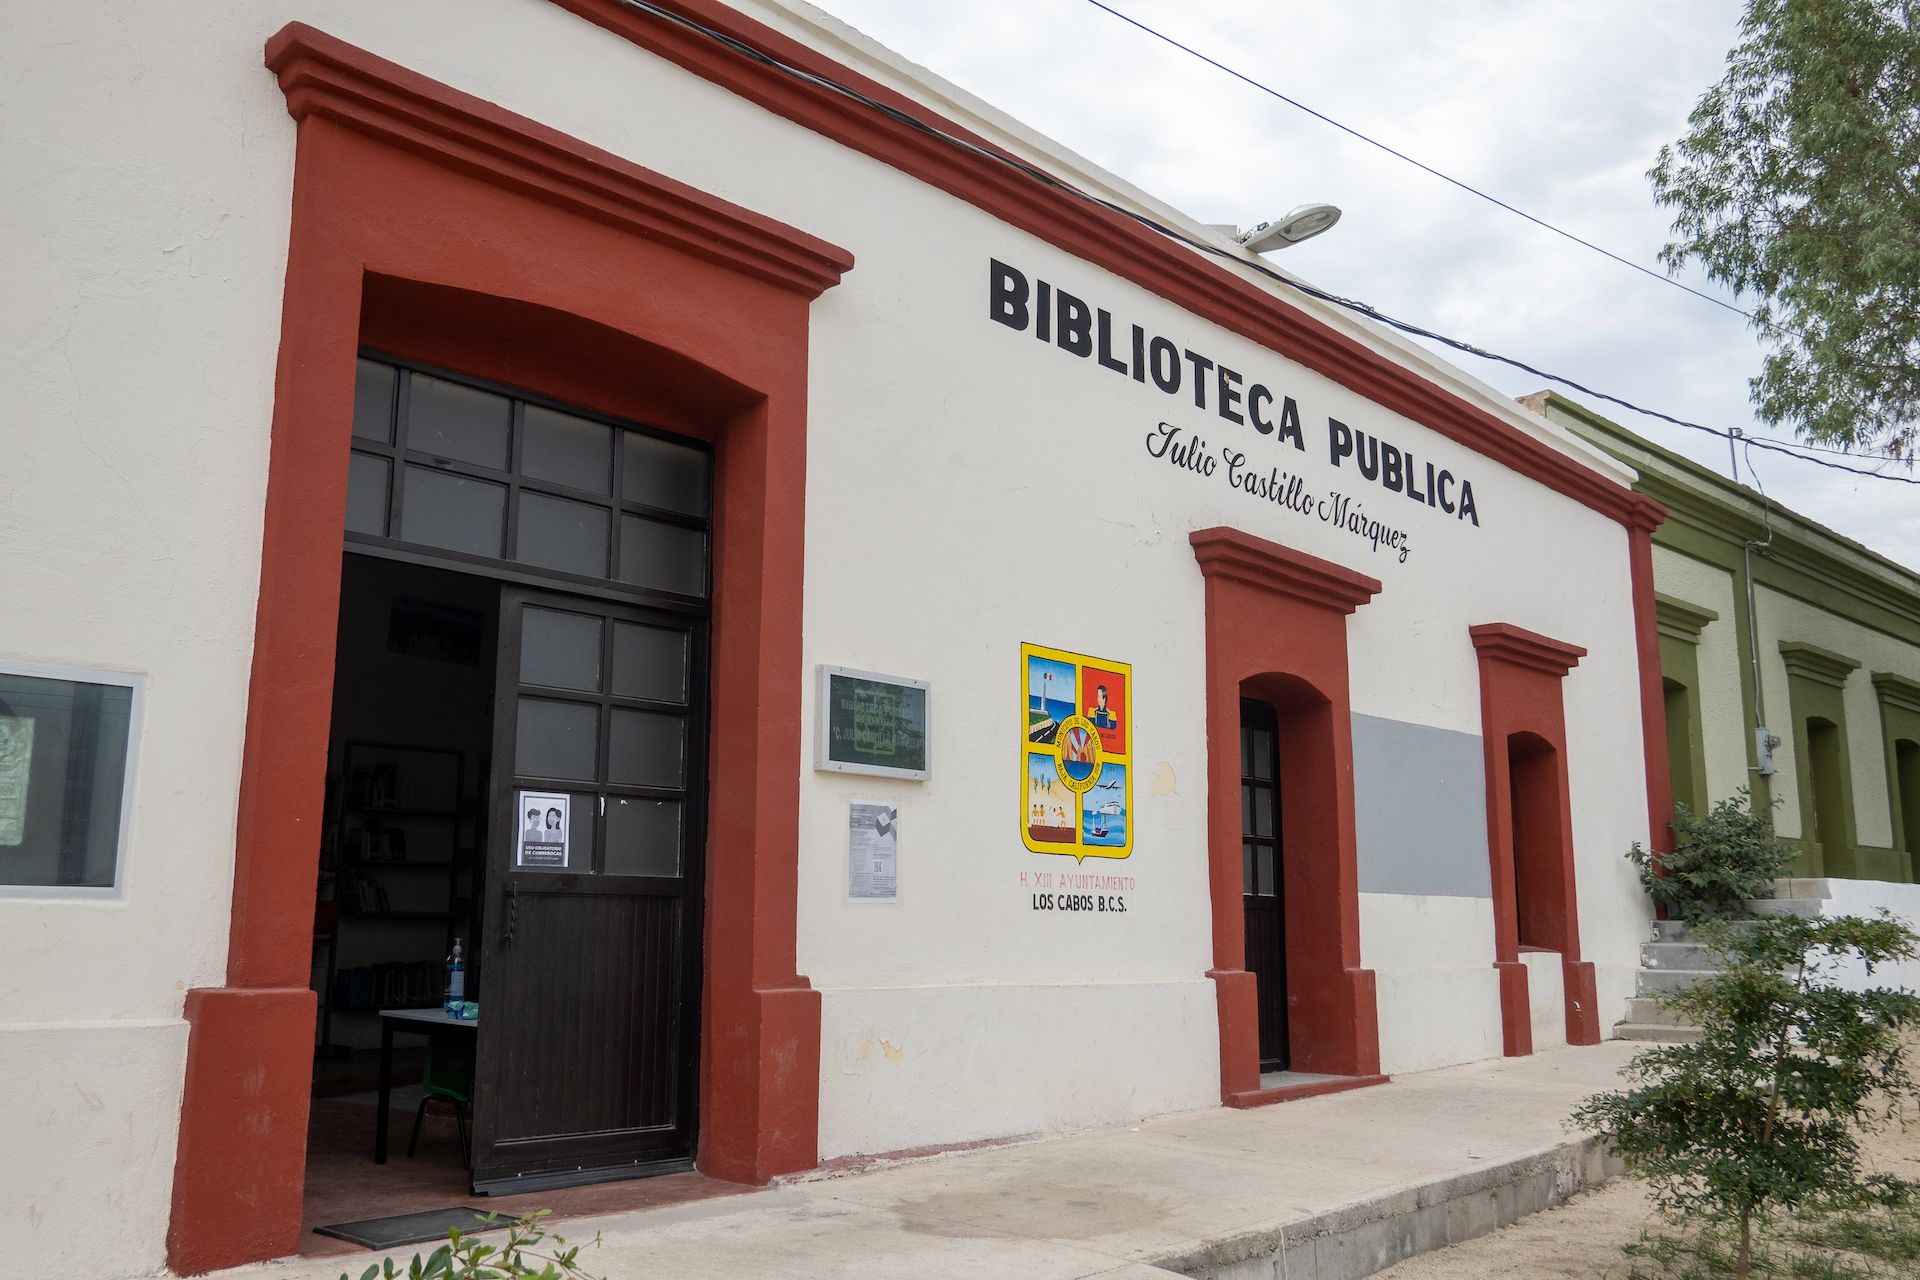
left=1191, top=528, right=1385, bottom=1102
left=166, top=26, right=849, bottom=1273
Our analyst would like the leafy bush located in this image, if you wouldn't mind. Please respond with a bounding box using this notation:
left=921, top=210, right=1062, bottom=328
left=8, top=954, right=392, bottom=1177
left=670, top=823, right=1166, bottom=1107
left=1627, top=793, right=1795, bottom=923
left=1574, top=913, right=1920, bottom=1280
left=339, top=1209, right=602, bottom=1280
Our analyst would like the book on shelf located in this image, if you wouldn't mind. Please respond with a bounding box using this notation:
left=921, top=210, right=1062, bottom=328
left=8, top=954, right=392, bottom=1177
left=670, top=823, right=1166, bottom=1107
left=331, top=959, right=445, bottom=1010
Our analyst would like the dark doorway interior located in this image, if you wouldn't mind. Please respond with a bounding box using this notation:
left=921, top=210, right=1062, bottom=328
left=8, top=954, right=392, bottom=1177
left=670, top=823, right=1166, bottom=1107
left=304, top=553, right=500, bottom=1237
left=1806, top=716, right=1848, bottom=860
left=1662, top=677, right=1697, bottom=817
left=1897, top=740, right=1920, bottom=870
left=313, top=554, right=498, bottom=1060
left=1241, top=699, right=1289, bottom=1072
left=1507, top=732, right=1567, bottom=954
left=301, top=344, right=728, bottom=1248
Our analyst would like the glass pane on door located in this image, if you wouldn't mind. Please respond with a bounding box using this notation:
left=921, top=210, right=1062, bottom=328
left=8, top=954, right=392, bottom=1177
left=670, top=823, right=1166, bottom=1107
left=606, top=798, right=682, bottom=877
left=622, top=432, right=709, bottom=515
left=518, top=493, right=610, bottom=579
left=520, top=608, right=602, bottom=693
left=515, top=698, right=600, bottom=782
left=522, top=406, right=612, bottom=495
left=608, top=709, right=685, bottom=788
left=611, top=623, right=688, bottom=704
left=402, top=468, right=507, bottom=558
left=408, top=374, right=511, bottom=469
left=619, top=516, right=706, bottom=597
left=345, top=452, right=390, bottom=536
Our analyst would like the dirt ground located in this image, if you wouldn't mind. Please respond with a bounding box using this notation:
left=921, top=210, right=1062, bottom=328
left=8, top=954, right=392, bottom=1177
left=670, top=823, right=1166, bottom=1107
left=1377, top=1119, right=1920, bottom=1279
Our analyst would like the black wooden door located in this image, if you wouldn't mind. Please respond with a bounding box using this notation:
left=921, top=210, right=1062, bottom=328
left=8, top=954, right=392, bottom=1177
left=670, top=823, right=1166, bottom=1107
left=471, top=586, right=707, bottom=1191
left=1240, top=700, right=1289, bottom=1072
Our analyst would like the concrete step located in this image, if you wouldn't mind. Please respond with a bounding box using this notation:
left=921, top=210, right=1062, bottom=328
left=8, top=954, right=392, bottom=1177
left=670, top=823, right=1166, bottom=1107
left=1613, top=1022, right=1703, bottom=1044
left=1639, top=940, right=1716, bottom=970
left=1749, top=898, right=1825, bottom=919
left=1620, top=995, right=1692, bottom=1027
left=1636, top=967, right=1719, bottom=996
left=1772, top=877, right=1836, bottom=901
left=1650, top=914, right=1806, bottom=944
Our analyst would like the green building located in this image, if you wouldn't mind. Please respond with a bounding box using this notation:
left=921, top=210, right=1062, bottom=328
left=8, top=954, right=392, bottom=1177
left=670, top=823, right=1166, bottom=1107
left=1524, top=391, right=1920, bottom=884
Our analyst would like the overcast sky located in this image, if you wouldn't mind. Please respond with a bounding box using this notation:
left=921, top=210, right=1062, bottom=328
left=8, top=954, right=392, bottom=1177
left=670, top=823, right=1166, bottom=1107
left=806, top=0, right=1920, bottom=569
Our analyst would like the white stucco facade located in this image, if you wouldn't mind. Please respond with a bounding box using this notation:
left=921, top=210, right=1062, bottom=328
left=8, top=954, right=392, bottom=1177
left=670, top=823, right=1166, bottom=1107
left=3, top=3, right=1660, bottom=1273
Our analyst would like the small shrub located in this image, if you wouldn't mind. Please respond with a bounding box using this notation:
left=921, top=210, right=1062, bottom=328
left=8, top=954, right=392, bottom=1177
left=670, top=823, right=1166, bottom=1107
left=1628, top=792, right=1795, bottom=923
left=339, top=1209, right=602, bottom=1280
left=1574, top=913, right=1920, bottom=1280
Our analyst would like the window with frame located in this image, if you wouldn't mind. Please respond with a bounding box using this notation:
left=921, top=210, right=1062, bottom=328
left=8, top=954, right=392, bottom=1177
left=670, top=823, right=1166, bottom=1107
left=0, top=666, right=140, bottom=892
left=346, top=356, right=713, bottom=598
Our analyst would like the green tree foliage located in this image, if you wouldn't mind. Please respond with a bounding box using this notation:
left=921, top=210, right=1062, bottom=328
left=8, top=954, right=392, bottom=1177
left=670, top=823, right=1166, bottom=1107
left=1650, top=0, right=1920, bottom=452
left=1626, top=793, right=1795, bottom=923
left=1574, top=913, right=1920, bottom=1280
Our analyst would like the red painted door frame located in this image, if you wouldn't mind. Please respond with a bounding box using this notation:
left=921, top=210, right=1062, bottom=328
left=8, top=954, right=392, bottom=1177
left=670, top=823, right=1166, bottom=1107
left=165, top=27, right=851, bottom=1273
left=1469, top=623, right=1600, bottom=1054
left=1191, top=528, right=1385, bottom=1104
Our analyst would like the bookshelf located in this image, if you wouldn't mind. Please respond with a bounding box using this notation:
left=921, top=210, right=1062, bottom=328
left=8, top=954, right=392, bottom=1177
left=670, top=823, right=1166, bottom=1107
left=314, top=742, right=481, bottom=1056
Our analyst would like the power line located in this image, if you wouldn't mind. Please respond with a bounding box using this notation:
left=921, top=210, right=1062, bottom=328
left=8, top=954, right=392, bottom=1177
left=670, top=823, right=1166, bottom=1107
left=1079, top=0, right=1760, bottom=327
left=609, top=0, right=1917, bottom=486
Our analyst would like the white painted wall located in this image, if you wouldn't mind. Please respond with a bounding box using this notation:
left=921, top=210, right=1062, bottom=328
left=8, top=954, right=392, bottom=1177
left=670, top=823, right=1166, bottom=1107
left=1809, top=878, right=1920, bottom=994
left=2, top=0, right=1656, bottom=1267
left=1753, top=585, right=1919, bottom=846
left=1359, top=894, right=1504, bottom=1074
left=1519, top=950, right=1568, bottom=1052
left=2, top=1, right=295, bottom=1270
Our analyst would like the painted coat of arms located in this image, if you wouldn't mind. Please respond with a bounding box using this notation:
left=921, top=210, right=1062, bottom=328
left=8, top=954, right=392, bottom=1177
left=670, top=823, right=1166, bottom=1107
left=1021, top=642, right=1132, bottom=861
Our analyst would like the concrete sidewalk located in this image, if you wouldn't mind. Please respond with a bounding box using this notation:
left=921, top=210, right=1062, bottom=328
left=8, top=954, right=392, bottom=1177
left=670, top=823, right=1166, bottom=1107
left=215, top=1042, right=1638, bottom=1280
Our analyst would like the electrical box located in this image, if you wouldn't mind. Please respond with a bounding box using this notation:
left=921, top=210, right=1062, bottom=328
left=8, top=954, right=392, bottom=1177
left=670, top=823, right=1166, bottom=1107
left=1755, top=726, right=1781, bottom=776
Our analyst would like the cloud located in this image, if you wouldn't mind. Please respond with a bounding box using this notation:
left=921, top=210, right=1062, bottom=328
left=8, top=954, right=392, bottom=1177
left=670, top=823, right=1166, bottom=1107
left=810, top=0, right=1920, bottom=568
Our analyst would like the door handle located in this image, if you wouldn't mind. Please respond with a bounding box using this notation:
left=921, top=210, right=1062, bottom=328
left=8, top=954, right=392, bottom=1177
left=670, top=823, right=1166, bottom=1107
left=504, top=878, right=517, bottom=950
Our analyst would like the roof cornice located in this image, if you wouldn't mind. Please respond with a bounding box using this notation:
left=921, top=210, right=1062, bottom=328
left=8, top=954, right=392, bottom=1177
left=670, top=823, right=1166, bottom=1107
left=547, top=0, right=1643, bottom=527
left=1535, top=390, right=1920, bottom=642
left=264, top=21, right=854, bottom=297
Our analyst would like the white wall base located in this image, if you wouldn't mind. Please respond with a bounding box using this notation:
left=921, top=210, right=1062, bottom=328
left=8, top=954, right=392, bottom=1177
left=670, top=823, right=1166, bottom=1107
left=1372, top=968, right=1505, bottom=1074
left=0, top=1018, right=188, bottom=1278
left=817, top=979, right=1218, bottom=1160
left=1360, top=893, right=1504, bottom=1074
left=1805, top=879, right=1920, bottom=993
left=1520, top=950, right=1568, bottom=1050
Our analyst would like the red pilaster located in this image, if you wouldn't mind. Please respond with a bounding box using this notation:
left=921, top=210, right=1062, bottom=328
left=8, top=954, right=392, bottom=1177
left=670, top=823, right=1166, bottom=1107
left=167, top=27, right=850, bottom=1270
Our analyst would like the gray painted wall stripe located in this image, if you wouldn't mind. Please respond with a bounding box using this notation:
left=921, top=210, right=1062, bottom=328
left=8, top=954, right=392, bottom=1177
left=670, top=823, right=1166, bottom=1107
left=1351, top=714, right=1493, bottom=898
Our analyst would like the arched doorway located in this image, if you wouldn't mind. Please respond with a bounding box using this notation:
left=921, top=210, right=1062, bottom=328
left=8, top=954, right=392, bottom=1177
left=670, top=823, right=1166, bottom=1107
left=1237, top=673, right=1364, bottom=1080
left=166, top=28, right=852, bottom=1272
left=1193, top=528, right=1386, bottom=1106
left=1508, top=731, right=1571, bottom=955
left=1470, top=623, right=1599, bottom=1056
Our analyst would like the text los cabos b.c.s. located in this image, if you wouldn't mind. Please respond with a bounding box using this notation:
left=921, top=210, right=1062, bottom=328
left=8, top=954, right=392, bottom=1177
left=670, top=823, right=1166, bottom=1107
left=986, top=259, right=1480, bottom=564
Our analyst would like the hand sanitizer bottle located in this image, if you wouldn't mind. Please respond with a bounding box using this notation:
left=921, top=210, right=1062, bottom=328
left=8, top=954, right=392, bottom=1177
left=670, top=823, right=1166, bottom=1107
left=445, top=938, right=465, bottom=1015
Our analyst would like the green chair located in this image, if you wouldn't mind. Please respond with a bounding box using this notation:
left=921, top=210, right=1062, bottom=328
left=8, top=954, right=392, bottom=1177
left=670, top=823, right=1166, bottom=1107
left=407, top=1026, right=475, bottom=1167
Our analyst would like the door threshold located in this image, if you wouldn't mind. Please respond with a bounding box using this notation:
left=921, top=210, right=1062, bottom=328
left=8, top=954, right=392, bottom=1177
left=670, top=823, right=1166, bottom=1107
left=473, top=1154, right=695, bottom=1196
left=1225, top=1072, right=1389, bottom=1109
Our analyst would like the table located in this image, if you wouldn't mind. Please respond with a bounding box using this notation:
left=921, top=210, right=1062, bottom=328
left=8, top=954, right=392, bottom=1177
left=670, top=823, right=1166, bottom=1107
left=374, top=1007, right=479, bottom=1164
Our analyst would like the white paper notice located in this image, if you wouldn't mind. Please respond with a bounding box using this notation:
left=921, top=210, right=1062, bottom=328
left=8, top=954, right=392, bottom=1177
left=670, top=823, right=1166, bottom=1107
left=848, top=801, right=897, bottom=902
left=516, top=790, right=571, bottom=869
left=0, top=716, right=31, bottom=848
